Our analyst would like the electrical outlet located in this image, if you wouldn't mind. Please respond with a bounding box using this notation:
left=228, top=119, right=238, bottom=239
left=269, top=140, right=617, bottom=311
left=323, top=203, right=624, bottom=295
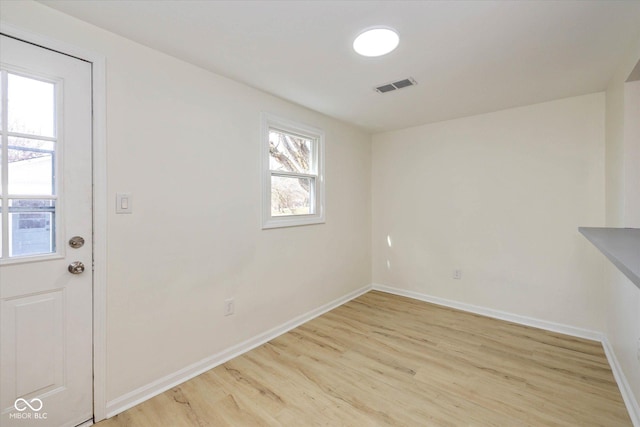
left=453, top=269, right=462, bottom=280
left=224, top=298, right=235, bottom=316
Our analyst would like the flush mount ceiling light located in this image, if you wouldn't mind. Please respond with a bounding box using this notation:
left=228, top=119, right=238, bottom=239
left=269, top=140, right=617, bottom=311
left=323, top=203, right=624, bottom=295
left=353, top=27, right=399, bottom=57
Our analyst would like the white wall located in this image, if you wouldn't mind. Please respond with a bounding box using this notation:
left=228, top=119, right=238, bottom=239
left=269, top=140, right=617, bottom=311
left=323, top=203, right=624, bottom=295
left=372, top=93, right=606, bottom=331
left=604, top=34, right=640, bottom=407
left=0, top=1, right=371, bottom=403
left=624, top=81, right=640, bottom=228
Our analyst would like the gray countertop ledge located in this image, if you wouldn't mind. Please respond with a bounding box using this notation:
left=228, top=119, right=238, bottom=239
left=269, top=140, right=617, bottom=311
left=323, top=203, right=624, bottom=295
left=578, top=227, right=640, bottom=291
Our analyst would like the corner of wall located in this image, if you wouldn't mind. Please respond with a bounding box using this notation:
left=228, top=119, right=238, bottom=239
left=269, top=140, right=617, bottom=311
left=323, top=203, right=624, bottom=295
left=603, top=33, right=640, bottom=422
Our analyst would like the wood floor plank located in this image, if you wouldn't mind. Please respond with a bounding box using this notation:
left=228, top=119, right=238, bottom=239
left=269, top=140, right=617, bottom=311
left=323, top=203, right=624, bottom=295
left=98, top=291, right=631, bottom=426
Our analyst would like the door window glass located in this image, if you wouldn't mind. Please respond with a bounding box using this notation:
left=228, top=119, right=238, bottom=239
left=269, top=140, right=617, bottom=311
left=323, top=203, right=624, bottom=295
left=1, top=71, right=58, bottom=259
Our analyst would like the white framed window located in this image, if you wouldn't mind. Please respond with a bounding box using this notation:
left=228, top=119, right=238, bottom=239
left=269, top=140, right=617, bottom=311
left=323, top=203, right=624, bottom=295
left=261, top=113, right=325, bottom=229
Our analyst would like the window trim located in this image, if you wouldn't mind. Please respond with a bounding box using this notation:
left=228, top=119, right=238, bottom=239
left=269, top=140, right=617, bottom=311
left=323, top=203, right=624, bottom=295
left=0, top=67, right=64, bottom=263
left=261, top=113, right=325, bottom=229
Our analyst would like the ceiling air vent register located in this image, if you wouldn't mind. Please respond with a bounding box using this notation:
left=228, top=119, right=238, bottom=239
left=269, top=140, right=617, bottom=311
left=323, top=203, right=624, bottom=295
left=375, top=77, right=417, bottom=94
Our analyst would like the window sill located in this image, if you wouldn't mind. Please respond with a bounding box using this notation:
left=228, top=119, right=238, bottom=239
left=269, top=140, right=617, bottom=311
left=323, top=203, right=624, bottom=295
left=262, top=215, right=325, bottom=229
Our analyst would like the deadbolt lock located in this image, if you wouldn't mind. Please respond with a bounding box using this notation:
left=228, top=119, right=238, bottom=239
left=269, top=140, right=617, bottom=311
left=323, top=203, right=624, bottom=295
left=69, top=236, right=85, bottom=249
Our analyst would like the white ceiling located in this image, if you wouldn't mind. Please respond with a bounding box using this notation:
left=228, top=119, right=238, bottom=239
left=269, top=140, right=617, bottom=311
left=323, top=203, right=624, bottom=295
left=41, top=0, right=640, bottom=133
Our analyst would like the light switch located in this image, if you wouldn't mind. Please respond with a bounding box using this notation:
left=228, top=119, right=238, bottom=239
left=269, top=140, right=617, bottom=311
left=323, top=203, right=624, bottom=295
left=116, top=193, right=132, bottom=214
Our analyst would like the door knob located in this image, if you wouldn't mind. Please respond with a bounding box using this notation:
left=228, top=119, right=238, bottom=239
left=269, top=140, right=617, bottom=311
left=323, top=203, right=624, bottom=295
left=68, top=261, right=85, bottom=274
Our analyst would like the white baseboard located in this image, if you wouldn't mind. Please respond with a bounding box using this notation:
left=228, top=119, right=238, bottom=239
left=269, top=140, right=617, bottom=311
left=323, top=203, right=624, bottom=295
left=372, top=284, right=602, bottom=340
left=602, top=337, right=640, bottom=427
left=105, top=284, right=371, bottom=418
left=372, top=283, right=639, bottom=426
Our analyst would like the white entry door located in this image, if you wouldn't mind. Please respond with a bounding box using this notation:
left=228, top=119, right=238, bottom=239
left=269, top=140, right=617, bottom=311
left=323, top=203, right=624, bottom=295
left=0, top=35, right=93, bottom=427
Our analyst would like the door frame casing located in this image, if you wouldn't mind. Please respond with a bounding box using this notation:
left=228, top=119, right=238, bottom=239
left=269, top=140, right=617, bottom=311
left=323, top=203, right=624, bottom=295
left=0, top=22, right=108, bottom=422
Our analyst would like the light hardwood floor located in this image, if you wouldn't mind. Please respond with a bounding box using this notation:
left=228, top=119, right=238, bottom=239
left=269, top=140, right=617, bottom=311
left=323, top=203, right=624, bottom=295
left=98, top=291, right=631, bottom=426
